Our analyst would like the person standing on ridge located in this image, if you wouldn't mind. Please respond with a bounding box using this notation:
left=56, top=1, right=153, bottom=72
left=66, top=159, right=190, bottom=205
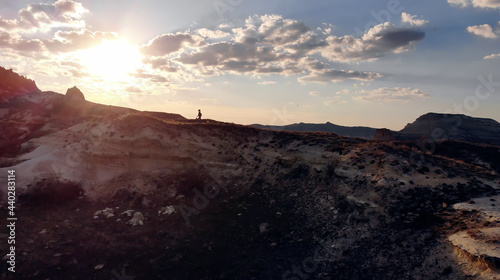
left=197, top=109, right=202, bottom=120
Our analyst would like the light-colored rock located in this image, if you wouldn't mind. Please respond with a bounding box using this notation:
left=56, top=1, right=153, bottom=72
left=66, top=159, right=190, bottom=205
left=127, top=212, right=145, bottom=226
left=121, top=210, right=135, bottom=217
left=94, top=208, right=115, bottom=219
left=158, top=206, right=176, bottom=216
left=259, top=223, right=269, bottom=233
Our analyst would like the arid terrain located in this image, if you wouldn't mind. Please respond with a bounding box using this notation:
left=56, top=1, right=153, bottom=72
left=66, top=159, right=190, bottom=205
left=1, top=68, right=500, bottom=279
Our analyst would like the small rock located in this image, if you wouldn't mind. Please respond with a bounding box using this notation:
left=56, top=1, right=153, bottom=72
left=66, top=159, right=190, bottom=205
left=142, top=196, right=152, bottom=207
left=158, top=206, right=176, bottom=216
left=259, top=223, right=269, bottom=233
left=121, top=210, right=135, bottom=217
left=94, top=208, right=115, bottom=219
left=94, top=264, right=104, bottom=270
left=39, top=229, right=48, bottom=235
left=127, top=212, right=145, bottom=226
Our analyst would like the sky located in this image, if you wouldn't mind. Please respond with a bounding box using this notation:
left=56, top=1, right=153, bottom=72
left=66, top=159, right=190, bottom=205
left=1, top=0, right=499, bottom=129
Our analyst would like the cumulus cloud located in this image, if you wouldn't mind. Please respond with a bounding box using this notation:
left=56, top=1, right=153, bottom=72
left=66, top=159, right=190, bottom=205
left=60, top=60, right=89, bottom=77
left=484, top=53, right=500, bottom=59
left=466, top=24, right=498, bottom=38
left=0, top=2, right=118, bottom=55
left=140, top=33, right=204, bottom=56
left=196, top=28, right=231, bottom=39
left=354, top=87, right=430, bottom=102
left=0, top=31, right=44, bottom=53
left=401, top=12, right=429, bottom=27
left=0, top=0, right=87, bottom=32
left=44, top=29, right=119, bottom=52
left=322, top=23, right=425, bottom=62
left=139, top=15, right=425, bottom=83
left=448, top=0, right=500, bottom=9
left=309, top=91, right=320, bottom=96
left=0, top=28, right=118, bottom=56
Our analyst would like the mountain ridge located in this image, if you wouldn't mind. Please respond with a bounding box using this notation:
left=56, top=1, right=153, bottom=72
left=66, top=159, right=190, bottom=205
left=252, top=122, right=380, bottom=139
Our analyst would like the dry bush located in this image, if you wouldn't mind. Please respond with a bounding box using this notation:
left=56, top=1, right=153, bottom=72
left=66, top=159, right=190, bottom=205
left=19, top=177, right=83, bottom=206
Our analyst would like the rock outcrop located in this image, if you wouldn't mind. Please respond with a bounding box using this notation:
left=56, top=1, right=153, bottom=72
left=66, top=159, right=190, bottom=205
left=373, top=128, right=396, bottom=141
left=398, top=113, right=500, bottom=146
left=0, top=66, right=39, bottom=101
left=65, top=86, right=85, bottom=102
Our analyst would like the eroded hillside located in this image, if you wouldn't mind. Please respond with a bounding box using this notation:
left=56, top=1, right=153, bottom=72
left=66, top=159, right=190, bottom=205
left=1, top=84, right=499, bottom=280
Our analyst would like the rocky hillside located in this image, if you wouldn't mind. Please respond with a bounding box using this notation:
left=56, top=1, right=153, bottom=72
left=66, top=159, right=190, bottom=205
left=0, top=67, right=39, bottom=101
left=0, top=70, right=499, bottom=279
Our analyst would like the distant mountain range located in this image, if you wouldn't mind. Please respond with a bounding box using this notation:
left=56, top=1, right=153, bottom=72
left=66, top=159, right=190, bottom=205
left=2, top=65, right=499, bottom=148
left=253, top=113, right=500, bottom=147
left=252, top=122, right=379, bottom=139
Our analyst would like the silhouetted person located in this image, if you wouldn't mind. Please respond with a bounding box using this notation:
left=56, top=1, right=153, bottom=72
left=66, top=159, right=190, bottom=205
left=196, top=109, right=202, bottom=120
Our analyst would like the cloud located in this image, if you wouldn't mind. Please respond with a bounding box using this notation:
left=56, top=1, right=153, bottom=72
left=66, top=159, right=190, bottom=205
left=336, top=89, right=353, bottom=95
left=140, top=33, right=204, bottom=56
left=299, top=69, right=382, bottom=83
left=309, top=91, right=320, bottom=96
left=128, top=70, right=170, bottom=83
left=0, top=31, right=44, bottom=53
left=466, top=24, right=498, bottom=38
left=484, top=53, right=500, bottom=59
left=43, top=29, right=119, bottom=52
left=125, top=86, right=144, bottom=93
left=401, top=12, right=429, bottom=27
left=60, top=60, right=90, bottom=77
left=448, top=0, right=471, bottom=7
left=322, top=23, right=425, bottom=62
left=196, top=28, right=230, bottom=39
left=354, top=87, right=431, bottom=102
left=140, top=15, right=426, bottom=83
left=0, top=0, right=87, bottom=32
left=258, top=81, right=277, bottom=85
left=142, top=57, right=179, bottom=72
left=448, top=0, right=500, bottom=9
left=323, top=96, right=345, bottom=105
left=324, top=100, right=339, bottom=106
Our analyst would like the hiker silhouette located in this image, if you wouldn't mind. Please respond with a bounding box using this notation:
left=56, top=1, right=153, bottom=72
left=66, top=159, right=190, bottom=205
left=196, top=109, right=202, bottom=120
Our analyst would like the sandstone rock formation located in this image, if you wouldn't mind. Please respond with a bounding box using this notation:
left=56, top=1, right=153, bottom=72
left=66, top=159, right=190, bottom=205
left=399, top=113, right=500, bottom=146
left=65, top=86, right=85, bottom=102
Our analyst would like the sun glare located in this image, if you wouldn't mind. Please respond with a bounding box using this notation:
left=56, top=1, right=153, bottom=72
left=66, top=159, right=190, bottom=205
left=78, top=39, right=143, bottom=81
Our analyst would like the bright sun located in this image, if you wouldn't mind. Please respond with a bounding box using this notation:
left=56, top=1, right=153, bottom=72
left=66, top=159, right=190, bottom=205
left=78, top=39, right=143, bottom=80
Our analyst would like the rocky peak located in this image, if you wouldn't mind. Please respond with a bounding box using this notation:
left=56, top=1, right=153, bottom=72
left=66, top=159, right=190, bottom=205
left=65, top=86, right=85, bottom=102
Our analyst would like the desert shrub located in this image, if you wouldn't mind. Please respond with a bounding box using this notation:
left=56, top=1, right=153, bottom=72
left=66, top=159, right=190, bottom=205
left=288, top=163, right=310, bottom=179
left=19, top=177, right=83, bottom=206
left=325, top=160, right=339, bottom=178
